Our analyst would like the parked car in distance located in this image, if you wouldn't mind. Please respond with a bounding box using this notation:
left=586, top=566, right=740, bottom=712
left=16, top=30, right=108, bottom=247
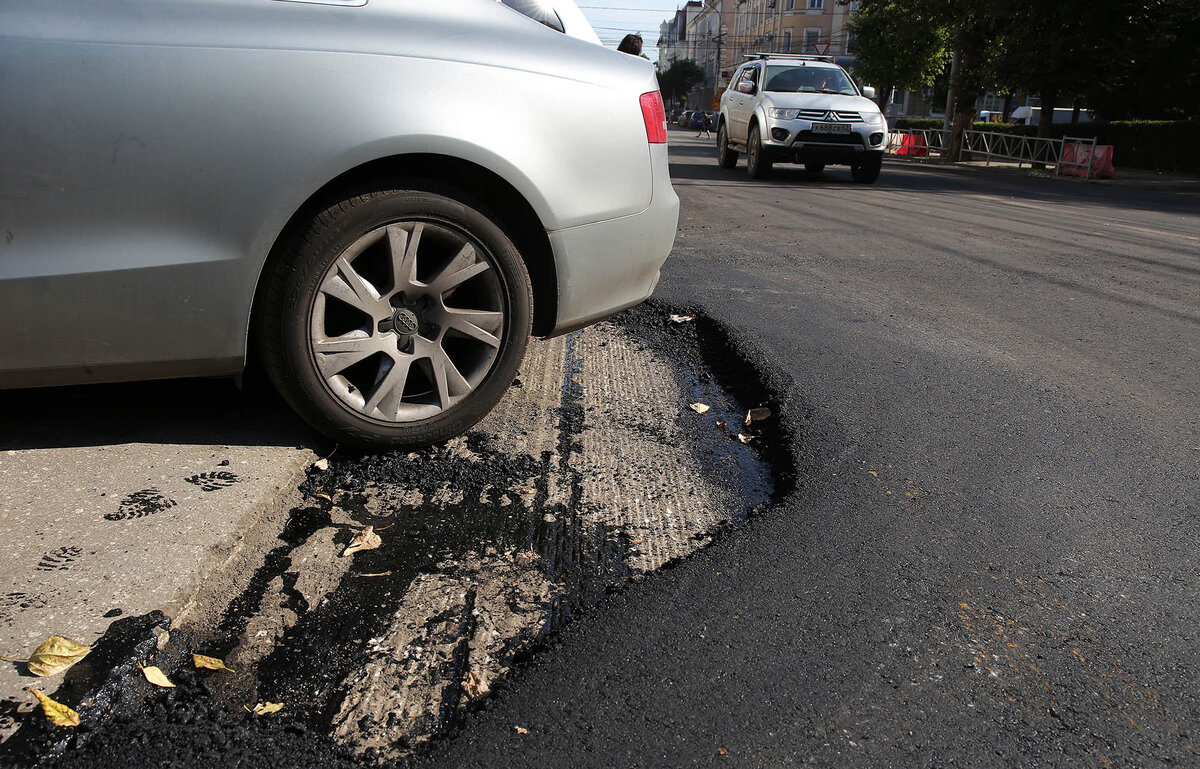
left=0, top=0, right=679, bottom=449
left=1009, top=106, right=1094, bottom=126
left=717, top=53, right=887, bottom=183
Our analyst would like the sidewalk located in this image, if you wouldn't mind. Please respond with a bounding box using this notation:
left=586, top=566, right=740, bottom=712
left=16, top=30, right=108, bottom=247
left=884, top=153, right=1200, bottom=191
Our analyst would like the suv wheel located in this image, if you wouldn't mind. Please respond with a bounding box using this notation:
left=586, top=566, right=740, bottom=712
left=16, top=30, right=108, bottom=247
left=851, top=155, right=883, bottom=184
left=717, top=122, right=738, bottom=169
left=260, top=184, right=532, bottom=449
left=747, top=124, right=772, bottom=179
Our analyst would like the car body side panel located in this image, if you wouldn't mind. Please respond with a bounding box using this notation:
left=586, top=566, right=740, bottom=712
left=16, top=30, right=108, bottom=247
left=0, top=0, right=663, bottom=384
left=549, top=142, right=678, bottom=335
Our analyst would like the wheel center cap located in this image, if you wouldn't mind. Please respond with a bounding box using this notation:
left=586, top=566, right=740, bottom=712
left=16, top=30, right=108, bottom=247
left=390, top=308, right=419, bottom=336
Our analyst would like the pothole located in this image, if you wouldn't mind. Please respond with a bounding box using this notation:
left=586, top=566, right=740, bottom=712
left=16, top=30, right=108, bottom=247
left=8, top=304, right=790, bottom=766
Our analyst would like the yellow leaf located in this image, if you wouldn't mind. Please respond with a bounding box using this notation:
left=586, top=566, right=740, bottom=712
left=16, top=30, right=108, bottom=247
left=139, top=663, right=175, bottom=688
left=745, top=407, right=772, bottom=425
left=27, top=688, right=80, bottom=727
left=341, top=526, right=382, bottom=557
left=193, top=654, right=235, bottom=673
left=737, top=433, right=753, bottom=444
left=251, top=701, right=285, bottom=715
left=27, top=635, right=91, bottom=677
left=514, top=725, right=529, bottom=734
left=689, top=403, right=710, bottom=414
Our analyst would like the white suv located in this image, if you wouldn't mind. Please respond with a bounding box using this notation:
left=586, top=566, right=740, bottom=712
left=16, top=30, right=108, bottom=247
left=717, top=54, right=887, bottom=183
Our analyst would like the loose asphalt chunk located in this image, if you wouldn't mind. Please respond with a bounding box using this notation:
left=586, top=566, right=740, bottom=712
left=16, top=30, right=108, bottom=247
left=1, top=303, right=790, bottom=767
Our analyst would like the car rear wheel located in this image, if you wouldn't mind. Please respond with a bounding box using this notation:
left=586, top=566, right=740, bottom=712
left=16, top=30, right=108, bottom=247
left=804, top=162, right=825, bottom=174
left=260, top=184, right=532, bottom=449
left=717, top=123, right=738, bottom=169
left=747, top=124, right=772, bottom=179
left=851, top=155, right=882, bottom=184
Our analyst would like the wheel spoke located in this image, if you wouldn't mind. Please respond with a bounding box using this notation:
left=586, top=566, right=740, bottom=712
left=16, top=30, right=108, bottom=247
left=362, top=356, right=412, bottom=417
left=430, top=348, right=470, bottom=408
left=387, top=223, right=421, bottom=294
left=445, top=310, right=503, bottom=348
left=323, top=257, right=382, bottom=315
left=429, top=243, right=489, bottom=294
left=314, top=334, right=378, bottom=377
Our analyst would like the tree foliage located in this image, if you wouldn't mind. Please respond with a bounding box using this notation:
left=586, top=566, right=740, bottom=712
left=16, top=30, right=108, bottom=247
left=847, top=0, right=1199, bottom=123
left=845, top=0, right=950, bottom=96
left=657, top=59, right=706, bottom=106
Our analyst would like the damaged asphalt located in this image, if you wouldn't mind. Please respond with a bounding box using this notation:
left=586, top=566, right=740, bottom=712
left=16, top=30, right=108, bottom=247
left=3, top=135, right=1198, bottom=768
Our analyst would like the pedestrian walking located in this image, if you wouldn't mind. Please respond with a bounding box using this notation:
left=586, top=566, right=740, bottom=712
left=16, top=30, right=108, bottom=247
left=696, top=111, right=712, bottom=139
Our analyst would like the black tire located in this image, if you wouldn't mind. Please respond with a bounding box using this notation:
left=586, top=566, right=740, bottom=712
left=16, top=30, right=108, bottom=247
left=260, top=184, right=532, bottom=450
left=804, top=162, right=825, bottom=174
left=851, top=155, right=883, bottom=184
left=717, top=122, right=738, bottom=169
left=747, top=124, right=772, bottom=179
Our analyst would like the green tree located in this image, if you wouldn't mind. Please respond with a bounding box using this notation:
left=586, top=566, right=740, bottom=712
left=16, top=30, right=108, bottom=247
left=657, top=59, right=706, bottom=107
left=845, top=0, right=951, bottom=111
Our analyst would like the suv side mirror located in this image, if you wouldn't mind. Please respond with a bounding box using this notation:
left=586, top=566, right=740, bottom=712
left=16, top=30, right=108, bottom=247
left=861, top=86, right=876, bottom=99
left=736, top=80, right=756, bottom=95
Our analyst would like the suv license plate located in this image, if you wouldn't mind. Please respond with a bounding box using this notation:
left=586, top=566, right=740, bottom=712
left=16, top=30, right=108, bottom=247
left=812, top=122, right=852, bottom=134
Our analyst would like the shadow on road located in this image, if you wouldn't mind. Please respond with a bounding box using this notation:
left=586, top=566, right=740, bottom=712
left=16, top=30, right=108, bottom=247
left=0, top=377, right=318, bottom=451
left=667, top=129, right=1200, bottom=216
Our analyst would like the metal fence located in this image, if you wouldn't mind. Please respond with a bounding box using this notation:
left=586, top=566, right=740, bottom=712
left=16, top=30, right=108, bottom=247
left=887, top=129, right=1103, bottom=179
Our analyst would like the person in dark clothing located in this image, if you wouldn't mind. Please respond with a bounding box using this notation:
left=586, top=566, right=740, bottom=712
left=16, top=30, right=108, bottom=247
left=617, top=33, right=643, bottom=56
left=695, top=111, right=712, bottom=139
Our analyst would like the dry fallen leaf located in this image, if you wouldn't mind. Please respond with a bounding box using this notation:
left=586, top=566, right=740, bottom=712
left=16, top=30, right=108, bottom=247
left=139, top=663, right=175, bottom=688
left=717, top=747, right=729, bottom=756
left=27, top=688, right=79, bottom=727
left=193, top=654, right=235, bottom=673
left=463, top=670, right=490, bottom=699
left=689, top=403, right=711, bottom=414
left=314, top=492, right=333, bottom=502
left=248, top=702, right=285, bottom=715
left=27, top=635, right=91, bottom=678
left=716, top=419, right=728, bottom=429
left=341, top=526, right=382, bottom=557
left=669, top=313, right=695, bottom=324
left=313, top=458, right=330, bottom=471
left=745, top=407, right=772, bottom=425
left=514, top=725, right=529, bottom=735
left=737, top=433, right=754, bottom=444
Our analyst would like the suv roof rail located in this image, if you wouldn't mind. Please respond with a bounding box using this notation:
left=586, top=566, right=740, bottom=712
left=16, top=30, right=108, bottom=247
left=743, top=52, right=834, bottom=62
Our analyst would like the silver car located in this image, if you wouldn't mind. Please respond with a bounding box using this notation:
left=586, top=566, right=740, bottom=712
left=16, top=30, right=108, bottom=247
left=0, top=0, right=678, bottom=448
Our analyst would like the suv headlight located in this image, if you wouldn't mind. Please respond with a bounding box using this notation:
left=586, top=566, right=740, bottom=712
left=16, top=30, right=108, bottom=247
left=864, top=111, right=886, bottom=125
left=768, top=107, right=800, bottom=120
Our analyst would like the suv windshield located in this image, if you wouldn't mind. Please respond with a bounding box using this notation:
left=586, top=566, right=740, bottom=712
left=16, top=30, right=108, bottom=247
left=764, top=65, right=857, bottom=96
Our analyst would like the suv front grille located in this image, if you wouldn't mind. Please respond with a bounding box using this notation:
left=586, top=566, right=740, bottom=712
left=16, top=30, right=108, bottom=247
left=795, top=109, right=864, bottom=123
left=794, top=131, right=865, bottom=146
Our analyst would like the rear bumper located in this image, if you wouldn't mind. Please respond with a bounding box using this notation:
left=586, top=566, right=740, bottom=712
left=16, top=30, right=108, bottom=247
left=546, top=143, right=678, bottom=336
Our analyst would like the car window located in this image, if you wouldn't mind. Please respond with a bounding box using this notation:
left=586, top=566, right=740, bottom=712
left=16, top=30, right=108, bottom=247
left=764, top=65, right=856, bottom=95
left=497, top=0, right=565, bottom=32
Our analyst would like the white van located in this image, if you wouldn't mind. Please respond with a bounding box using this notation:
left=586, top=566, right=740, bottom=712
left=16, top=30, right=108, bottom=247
left=1010, top=106, right=1094, bottom=126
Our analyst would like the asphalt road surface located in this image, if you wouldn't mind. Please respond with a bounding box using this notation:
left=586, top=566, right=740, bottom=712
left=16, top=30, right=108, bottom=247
left=12, top=134, right=1199, bottom=769
left=412, top=136, right=1200, bottom=767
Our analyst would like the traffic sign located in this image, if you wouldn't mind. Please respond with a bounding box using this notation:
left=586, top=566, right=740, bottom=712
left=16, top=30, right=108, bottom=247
left=813, top=41, right=830, bottom=55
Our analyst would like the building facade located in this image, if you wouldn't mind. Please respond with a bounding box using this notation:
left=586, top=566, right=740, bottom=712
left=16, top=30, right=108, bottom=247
left=663, top=0, right=864, bottom=109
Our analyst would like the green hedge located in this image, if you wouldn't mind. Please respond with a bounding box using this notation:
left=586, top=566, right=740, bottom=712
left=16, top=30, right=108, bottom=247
left=892, top=118, right=1200, bottom=174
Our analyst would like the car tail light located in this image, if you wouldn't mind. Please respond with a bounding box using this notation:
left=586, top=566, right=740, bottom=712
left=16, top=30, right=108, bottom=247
left=639, top=91, right=667, bottom=144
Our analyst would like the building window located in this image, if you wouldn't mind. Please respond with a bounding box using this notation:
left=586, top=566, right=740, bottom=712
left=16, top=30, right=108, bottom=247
left=783, top=29, right=792, bottom=52
left=848, top=0, right=860, bottom=10
left=802, top=27, right=821, bottom=52
left=807, top=0, right=823, bottom=9
left=786, top=0, right=795, bottom=9
left=844, top=32, right=855, bottom=54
